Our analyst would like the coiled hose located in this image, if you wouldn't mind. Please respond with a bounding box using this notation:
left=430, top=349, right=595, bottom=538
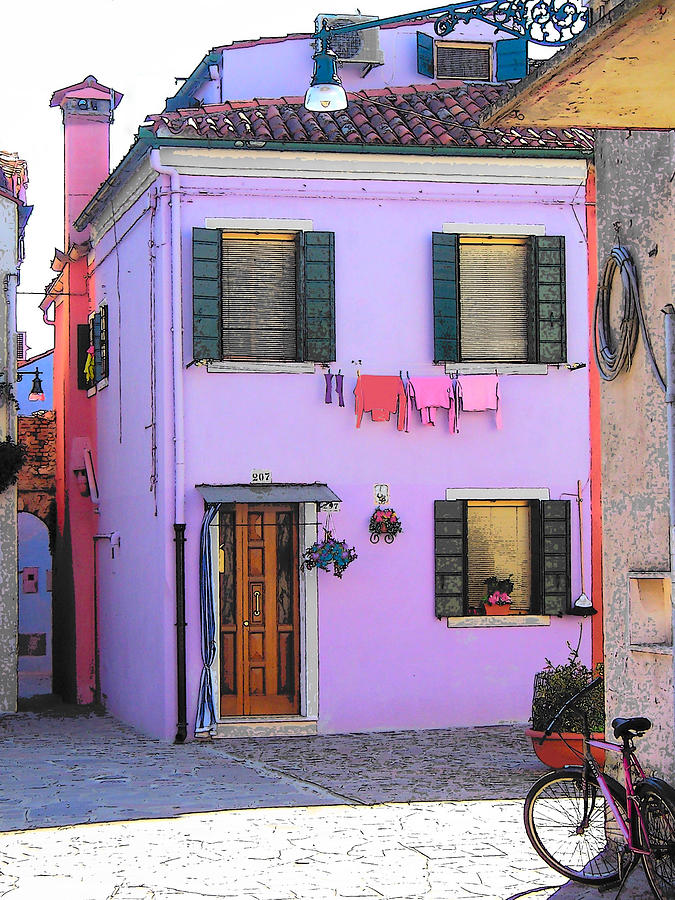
left=593, top=245, right=665, bottom=390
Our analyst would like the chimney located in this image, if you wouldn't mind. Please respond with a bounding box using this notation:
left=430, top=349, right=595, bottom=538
left=50, top=76, right=122, bottom=245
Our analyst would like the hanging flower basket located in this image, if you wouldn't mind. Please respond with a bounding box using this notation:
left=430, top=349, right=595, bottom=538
left=302, top=530, right=357, bottom=579
left=369, top=507, right=403, bottom=544
left=0, top=436, right=27, bottom=494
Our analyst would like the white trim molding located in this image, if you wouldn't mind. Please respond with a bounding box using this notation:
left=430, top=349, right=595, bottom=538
left=447, top=615, right=550, bottom=628
left=442, top=223, right=546, bottom=235
left=206, top=361, right=317, bottom=375
left=446, top=363, right=548, bottom=376
left=445, top=487, right=551, bottom=501
left=205, top=217, right=313, bottom=231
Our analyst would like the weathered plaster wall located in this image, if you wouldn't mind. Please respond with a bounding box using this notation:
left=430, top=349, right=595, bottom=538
left=18, top=410, right=56, bottom=527
left=0, top=194, right=18, bottom=713
left=596, top=129, right=675, bottom=780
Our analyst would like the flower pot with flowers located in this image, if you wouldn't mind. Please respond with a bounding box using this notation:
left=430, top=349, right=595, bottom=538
left=302, top=528, right=357, bottom=579
left=482, top=575, right=514, bottom=615
left=369, top=507, right=403, bottom=544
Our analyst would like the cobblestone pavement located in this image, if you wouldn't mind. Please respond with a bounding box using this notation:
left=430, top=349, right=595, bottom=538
left=0, top=705, right=655, bottom=899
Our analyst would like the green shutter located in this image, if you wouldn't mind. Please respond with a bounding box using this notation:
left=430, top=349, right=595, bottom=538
left=92, top=312, right=102, bottom=383
left=495, top=38, right=528, bottom=81
left=541, top=500, right=571, bottom=616
left=434, top=500, right=466, bottom=618
left=417, top=32, right=434, bottom=78
left=534, top=236, right=566, bottom=364
left=433, top=232, right=459, bottom=363
left=77, top=324, right=90, bottom=391
left=301, top=231, right=335, bottom=363
left=192, top=227, right=222, bottom=361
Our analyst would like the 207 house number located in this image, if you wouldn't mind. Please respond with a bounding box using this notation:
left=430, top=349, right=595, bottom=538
left=251, top=470, right=272, bottom=484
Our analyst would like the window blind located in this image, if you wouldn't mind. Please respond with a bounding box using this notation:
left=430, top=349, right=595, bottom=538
left=459, top=237, right=529, bottom=362
left=221, top=233, right=297, bottom=360
left=467, top=501, right=532, bottom=612
left=436, top=45, right=491, bottom=80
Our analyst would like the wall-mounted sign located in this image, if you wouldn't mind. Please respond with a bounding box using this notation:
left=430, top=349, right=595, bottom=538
left=374, top=483, right=390, bottom=505
left=251, top=470, right=272, bottom=484
left=318, top=501, right=341, bottom=513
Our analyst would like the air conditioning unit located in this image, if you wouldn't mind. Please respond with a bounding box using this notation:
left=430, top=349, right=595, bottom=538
left=315, top=14, right=384, bottom=66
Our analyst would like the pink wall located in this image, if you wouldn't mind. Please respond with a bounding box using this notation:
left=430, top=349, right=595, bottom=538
left=88, top=167, right=593, bottom=740
left=219, top=21, right=522, bottom=102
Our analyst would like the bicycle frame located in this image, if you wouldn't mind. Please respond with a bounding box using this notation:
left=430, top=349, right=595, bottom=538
left=583, top=735, right=651, bottom=855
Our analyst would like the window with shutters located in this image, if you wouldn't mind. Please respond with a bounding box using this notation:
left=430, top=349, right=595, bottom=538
left=434, top=496, right=571, bottom=619
left=85, top=305, right=108, bottom=393
left=192, top=227, right=336, bottom=366
left=432, top=233, right=566, bottom=366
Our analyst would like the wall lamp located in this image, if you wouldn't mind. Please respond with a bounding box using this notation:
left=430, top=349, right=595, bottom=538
left=17, top=367, right=45, bottom=402
left=304, top=0, right=588, bottom=112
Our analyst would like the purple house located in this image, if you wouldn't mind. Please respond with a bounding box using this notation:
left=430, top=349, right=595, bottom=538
left=53, top=17, right=596, bottom=741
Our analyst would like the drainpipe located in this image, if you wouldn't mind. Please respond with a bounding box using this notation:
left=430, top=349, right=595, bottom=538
left=148, top=149, right=188, bottom=743
left=662, top=305, right=675, bottom=721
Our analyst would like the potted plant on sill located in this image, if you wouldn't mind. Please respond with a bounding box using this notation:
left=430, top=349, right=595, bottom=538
left=526, top=637, right=605, bottom=768
left=482, top=575, right=514, bottom=615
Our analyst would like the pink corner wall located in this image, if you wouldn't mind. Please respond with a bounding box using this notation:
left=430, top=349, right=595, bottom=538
left=88, top=167, right=593, bottom=740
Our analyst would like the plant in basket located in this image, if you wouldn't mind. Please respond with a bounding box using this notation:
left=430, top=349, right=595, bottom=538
left=302, top=529, right=357, bottom=579
left=527, top=631, right=605, bottom=768
left=482, top=575, right=514, bottom=615
left=369, top=507, right=403, bottom=544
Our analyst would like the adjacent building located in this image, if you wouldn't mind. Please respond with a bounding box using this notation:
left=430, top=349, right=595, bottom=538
left=479, top=0, right=675, bottom=779
left=45, top=19, right=598, bottom=741
left=0, top=150, right=31, bottom=712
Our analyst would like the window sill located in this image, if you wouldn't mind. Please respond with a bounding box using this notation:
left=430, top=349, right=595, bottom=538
left=446, top=615, right=551, bottom=628
left=86, top=378, right=108, bottom=397
left=206, top=361, right=317, bottom=375
left=445, top=363, right=549, bottom=376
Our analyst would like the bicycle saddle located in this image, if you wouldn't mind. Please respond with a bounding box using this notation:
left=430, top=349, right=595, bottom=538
left=612, top=716, right=652, bottom=739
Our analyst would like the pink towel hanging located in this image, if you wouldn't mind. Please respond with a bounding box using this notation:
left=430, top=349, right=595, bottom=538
left=456, top=375, right=502, bottom=430
left=406, top=376, right=455, bottom=432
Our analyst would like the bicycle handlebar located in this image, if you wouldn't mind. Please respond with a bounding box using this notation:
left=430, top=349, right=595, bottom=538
left=542, top=675, right=603, bottom=740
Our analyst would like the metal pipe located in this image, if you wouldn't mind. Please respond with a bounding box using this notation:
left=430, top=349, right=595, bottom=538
left=662, top=305, right=675, bottom=713
left=174, top=524, right=187, bottom=743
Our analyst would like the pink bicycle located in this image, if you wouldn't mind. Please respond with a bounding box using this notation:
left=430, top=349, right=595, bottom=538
left=524, top=677, right=675, bottom=898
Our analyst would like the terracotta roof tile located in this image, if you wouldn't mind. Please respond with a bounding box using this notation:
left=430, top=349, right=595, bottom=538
left=149, top=84, right=593, bottom=152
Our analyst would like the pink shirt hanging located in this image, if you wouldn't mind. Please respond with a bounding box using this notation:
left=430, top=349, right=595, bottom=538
left=406, top=376, right=455, bottom=432
left=456, top=375, right=502, bottom=430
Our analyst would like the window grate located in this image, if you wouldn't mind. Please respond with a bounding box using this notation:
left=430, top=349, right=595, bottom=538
left=436, top=44, right=491, bottom=80
left=459, top=238, right=529, bottom=362
left=221, top=234, right=297, bottom=361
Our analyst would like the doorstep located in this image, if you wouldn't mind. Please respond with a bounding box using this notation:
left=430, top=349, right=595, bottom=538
left=210, top=717, right=318, bottom=738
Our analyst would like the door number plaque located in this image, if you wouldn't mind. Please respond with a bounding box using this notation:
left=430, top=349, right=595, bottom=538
left=251, top=470, right=272, bottom=484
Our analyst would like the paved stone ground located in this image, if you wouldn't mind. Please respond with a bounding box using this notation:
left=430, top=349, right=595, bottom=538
left=0, top=704, right=656, bottom=899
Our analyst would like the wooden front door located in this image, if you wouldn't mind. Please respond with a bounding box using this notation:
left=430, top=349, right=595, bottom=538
left=218, top=504, right=300, bottom=716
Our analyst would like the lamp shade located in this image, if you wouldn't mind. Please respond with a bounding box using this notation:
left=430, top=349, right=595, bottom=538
left=28, top=371, right=45, bottom=403
left=304, top=83, right=348, bottom=111
left=305, top=46, right=347, bottom=111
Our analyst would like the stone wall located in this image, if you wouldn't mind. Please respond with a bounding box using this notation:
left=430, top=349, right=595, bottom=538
left=595, top=129, right=675, bottom=780
left=18, top=411, right=56, bottom=534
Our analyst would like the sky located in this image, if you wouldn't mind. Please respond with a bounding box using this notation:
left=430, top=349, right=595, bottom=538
left=2, top=0, right=435, bottom=357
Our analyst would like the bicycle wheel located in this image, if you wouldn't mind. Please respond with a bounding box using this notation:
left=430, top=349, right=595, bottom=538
left=637, top=780, right=675, bottom=900
left=524, top=767, right=635, bottom=885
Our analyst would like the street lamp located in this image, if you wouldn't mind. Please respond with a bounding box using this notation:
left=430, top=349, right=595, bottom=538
left=17, top=368, right=45, bottom=403
left=305, top=0, right=588, bottom=110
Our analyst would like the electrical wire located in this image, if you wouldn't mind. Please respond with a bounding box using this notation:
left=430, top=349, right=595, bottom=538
left=593, top=244, right=665, bottom=390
